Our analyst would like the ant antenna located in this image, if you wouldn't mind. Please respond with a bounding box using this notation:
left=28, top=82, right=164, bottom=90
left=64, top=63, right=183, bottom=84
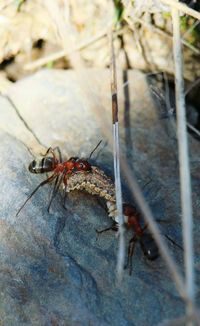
left=89, top=140, right=103, bottom=159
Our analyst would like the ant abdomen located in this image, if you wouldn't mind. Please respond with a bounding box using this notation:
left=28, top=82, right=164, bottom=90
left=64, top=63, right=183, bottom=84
left=139, top=233, right=159, bottom=261
left=29, top=157, right=55, bottom=174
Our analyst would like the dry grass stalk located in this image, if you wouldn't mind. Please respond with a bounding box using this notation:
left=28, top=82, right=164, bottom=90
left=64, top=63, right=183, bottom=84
left=43, top=0, right=84, bottom=68
left=120, top=156, right=187, bottom=300
left=187, top=123, right=200, bottom=138
left=24, top=23, right=114, bottom=71
left=125, top=16, right=200, bottom=55
left=171, top=4, right=195, bottom=324
left=85, top=68, right=190, bottom=302
left=160, top=0, right=200, bottom=20
left=109, top=29, right=125, bottom=282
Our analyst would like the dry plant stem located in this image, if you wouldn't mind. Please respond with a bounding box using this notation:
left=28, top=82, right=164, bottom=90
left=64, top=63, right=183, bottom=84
left=0, top=1, right=13, bottom=11
left=121, top=158, right=200, bottom=326
left=182, top=20, right=200, bottom=40
left=172, top=5, right=195, bottom=324
left=24, top=24, right=113, bottom=71
left=125, top=16, right=200, bottom=55
left=86, top=75, right=189, bottom=301
left=43, top=0, right=83, bottom=68
left=120, top=157, right=187, bottom=300
left=161, top=0, right=200, bottom=20
left=185, top=77, right=200, bottom=97
left=109, top=29, right=125, bottom=282
left=187, top=123, right=200, bottom=138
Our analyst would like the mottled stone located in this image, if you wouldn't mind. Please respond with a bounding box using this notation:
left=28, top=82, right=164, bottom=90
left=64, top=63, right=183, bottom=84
left=0, top=69, right=199, bottom=326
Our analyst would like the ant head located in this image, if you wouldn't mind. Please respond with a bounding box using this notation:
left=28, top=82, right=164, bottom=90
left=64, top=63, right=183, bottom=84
left=69, top=157, right=79, bottom=162
left=140, top=233, right=159, bottom=261
left=75, top=159, right=92, bottom=172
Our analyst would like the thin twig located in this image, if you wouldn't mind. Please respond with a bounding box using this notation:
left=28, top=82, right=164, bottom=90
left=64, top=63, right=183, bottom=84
left=24, top=24, right=113, bottom=71
left=161, top=0, right=200, bottom=20
left=187, top=122, right=200, bottom=138
left=119, top=138, right=199, bottom=318
left=171, top=5, right=195, bottom=323
left=80, top=70, right=191, bottom=303
left=109, top=28, right=125, bottom=283
left=120, top=156, right=187, bottom=300
left=44, top=0, right=84, bottom=68
left=125, top=16, right=200, bottom=55
left=0, top=0, right=13, bottom=11
left=182, top=19, right=200, bottom=40
left=185, top=77, right=200, bottom=96
left=149, top=81, right=200, bottom=143
left=85, top=78, right=187, bottom=300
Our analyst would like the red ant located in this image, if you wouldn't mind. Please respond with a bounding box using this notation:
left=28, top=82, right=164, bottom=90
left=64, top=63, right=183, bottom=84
left=123, top=203, right=159, bottom=263
left=96, top=202, right=159, bottom=273
left=16, top=144, right=94, bottom=217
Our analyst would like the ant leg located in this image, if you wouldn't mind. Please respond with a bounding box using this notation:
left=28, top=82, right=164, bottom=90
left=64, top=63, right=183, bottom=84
left=62, top=169, right=74, bottom=210
left=16, top=173, right=57, bottom=217
left=42, top=147, right=59, bottom=171
left=62, top=186, right=68, bottom=210
left=48, top=146, right=62, bottom=163
left=47, top=171, right=66, bottom=212
left=124, top=235, right=137, bottom=275
left=145, top=219, right=183, bottom=251
left=43, top=147, right=55, bottom=157
left=47, top=175, right=59, bottom=213
left=61, top=172, right=69, bottom=210
left=96, top=223, right=118, bottom=234
left=43, top=150, right=54, bottom=178
left=142, top=222, right=183, bottom=253
left=164, top=234, right=183, bottom=251
left=142, top=224, right=148, bottom=232
left=43, top=146, right=62, bottom=163
left=155, top=218, right=173, bottom=224
left=89, top=140, right=103, bottom=159
left=54, top=146, right=62, bottom=163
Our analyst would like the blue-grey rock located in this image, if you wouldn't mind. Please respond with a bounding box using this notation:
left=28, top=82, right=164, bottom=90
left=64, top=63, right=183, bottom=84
left=0, top=69, right=199, bottom=326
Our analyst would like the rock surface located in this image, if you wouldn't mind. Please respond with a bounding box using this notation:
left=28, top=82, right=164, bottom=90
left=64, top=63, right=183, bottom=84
left=0, top=69, right=200, bottom=325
